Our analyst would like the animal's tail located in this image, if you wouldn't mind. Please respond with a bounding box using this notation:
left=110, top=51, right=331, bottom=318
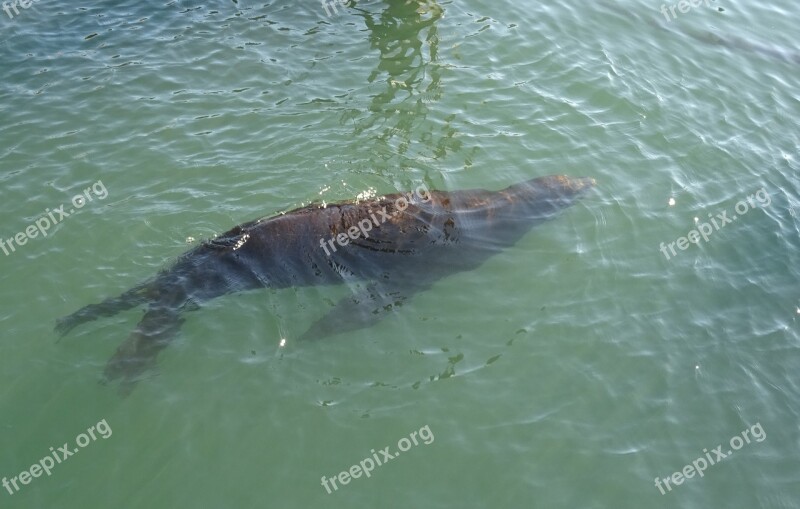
left=56, top=274, right=191, bottom=394
left=56, top=250, right=209, bottom=394
left=103, top=304, right=186, bottom=395
left=55, top=279, right=156, bottom=337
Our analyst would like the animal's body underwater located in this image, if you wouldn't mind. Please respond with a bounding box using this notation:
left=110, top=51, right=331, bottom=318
left=57, top=175, right=594, bottom=391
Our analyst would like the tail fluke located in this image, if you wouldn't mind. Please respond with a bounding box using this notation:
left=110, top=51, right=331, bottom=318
left=58, top=270, right=194, bottom=394
left=55, top=280, right=155, bottom=337
left=102, top=305, right=185, bottom=395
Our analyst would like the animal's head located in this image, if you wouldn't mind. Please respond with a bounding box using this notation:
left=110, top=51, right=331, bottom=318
left=529, top=175, right=595, bottom=212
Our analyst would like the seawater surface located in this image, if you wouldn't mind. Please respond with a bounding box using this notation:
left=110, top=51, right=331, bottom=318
left=1, top=1, right=799, bottom=508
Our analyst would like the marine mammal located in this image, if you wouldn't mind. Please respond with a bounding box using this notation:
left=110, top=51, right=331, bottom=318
left=56, top=175, right=594, bottom=392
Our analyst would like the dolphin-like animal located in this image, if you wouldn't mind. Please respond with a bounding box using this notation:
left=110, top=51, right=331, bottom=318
left=56, top=175, right=594, bottom=392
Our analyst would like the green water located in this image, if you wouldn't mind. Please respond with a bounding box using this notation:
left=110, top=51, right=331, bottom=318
left=1, top=0, right=799, bottom=507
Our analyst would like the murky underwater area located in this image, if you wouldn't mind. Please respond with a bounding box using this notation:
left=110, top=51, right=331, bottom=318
left=0, top=0, right=798, bottom=507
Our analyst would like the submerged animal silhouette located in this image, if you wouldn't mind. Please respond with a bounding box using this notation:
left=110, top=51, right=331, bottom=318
left=57, top=175, right=594, bottom=392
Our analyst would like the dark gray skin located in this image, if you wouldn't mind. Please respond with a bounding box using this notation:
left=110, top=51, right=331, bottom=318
left=56, top=175, right=594, bottom=392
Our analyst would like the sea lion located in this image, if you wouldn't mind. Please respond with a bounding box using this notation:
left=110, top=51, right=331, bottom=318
left=56, top=174, right=595, bottom=392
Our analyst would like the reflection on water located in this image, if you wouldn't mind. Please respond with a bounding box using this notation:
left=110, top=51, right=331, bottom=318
left=342, top=0, right=475, bottom=169
left=2, top=0, right=798, bottom=507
